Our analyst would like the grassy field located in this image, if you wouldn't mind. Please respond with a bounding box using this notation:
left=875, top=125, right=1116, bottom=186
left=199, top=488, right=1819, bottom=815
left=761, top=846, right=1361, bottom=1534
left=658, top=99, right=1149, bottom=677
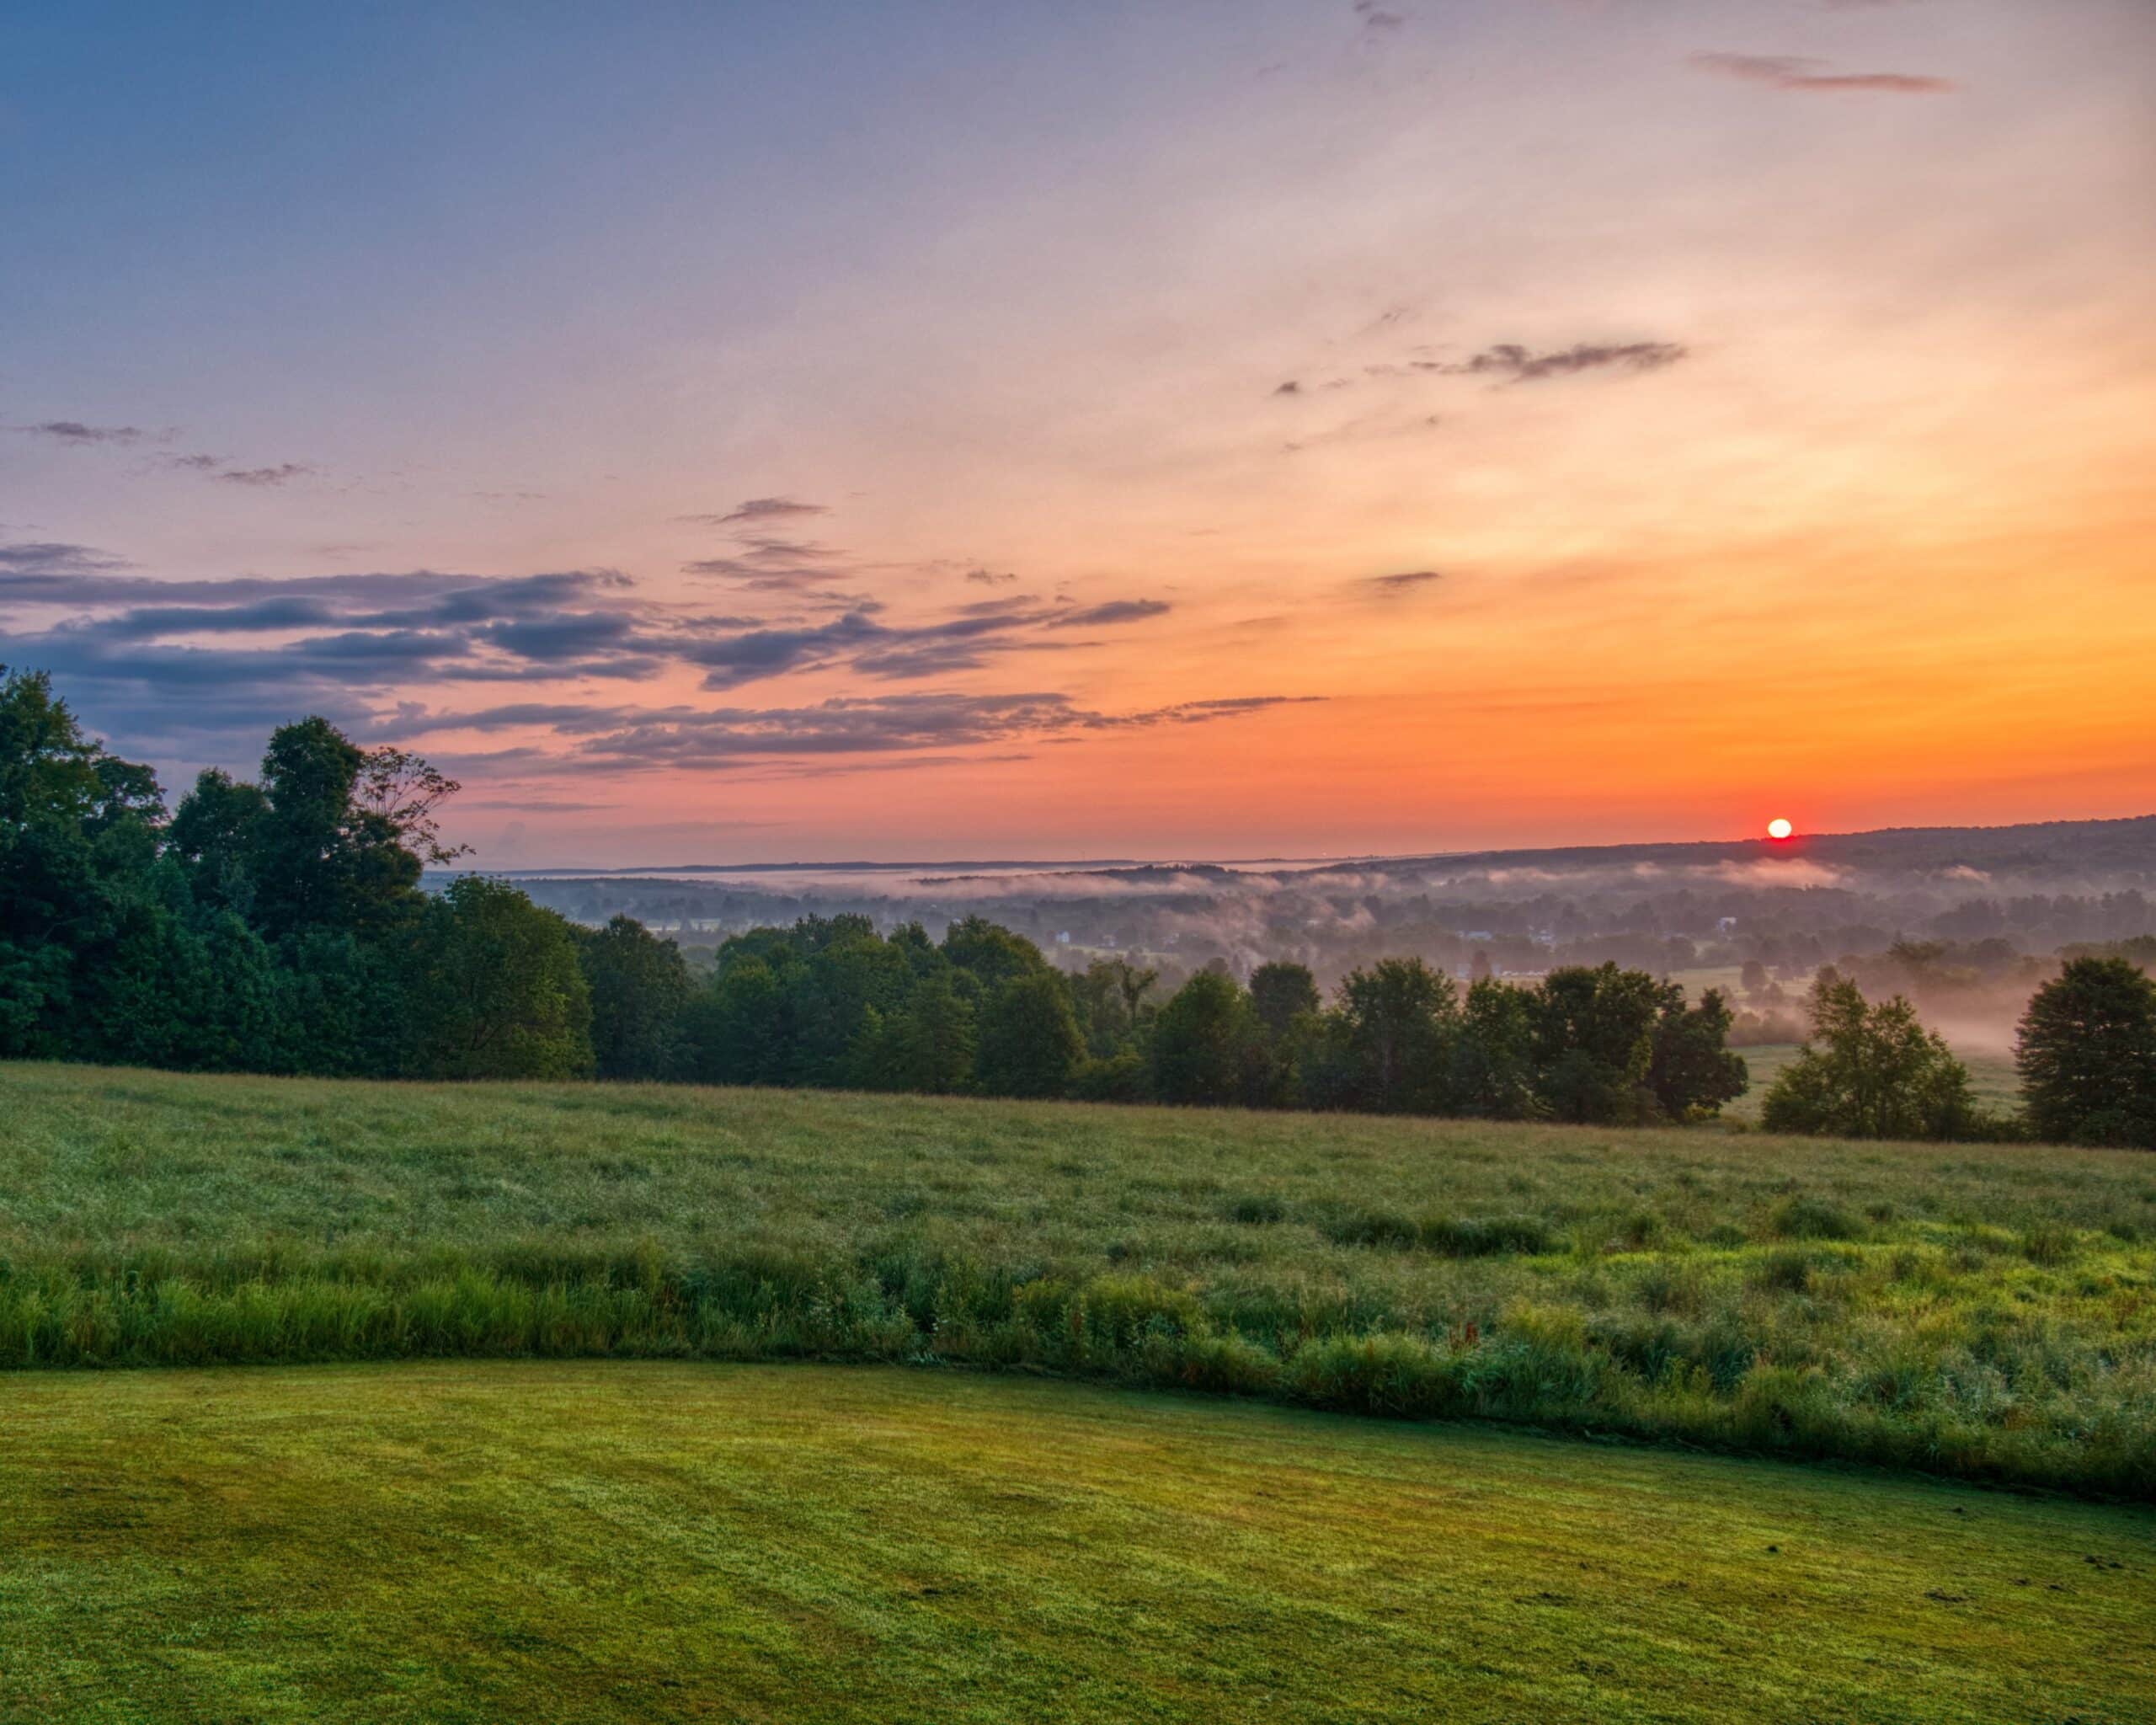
left=4, top=1061, right=2154, bottom=1495
left=1732, top=1044, right=2025, bottom=1124
left=2, top=1360, right=2150, bottom=1724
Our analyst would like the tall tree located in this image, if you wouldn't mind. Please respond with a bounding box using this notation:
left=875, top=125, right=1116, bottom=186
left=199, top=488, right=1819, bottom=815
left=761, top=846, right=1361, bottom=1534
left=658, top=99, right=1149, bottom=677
left=1648, top=987, right=1748, bottom=1120
left=2016, top=957, right=2156, bottom=1147
left=404, top=875, right=593, bottom=1080
left=1150, top=970, right=1264, bottom=1107
left=1330, top=957, right=1458, bottom=1113
left=578, top=915, right=692, bottom=1081
left=1763, top=976, right=1979, bottom=1140
left=974, top=970, right=1084, bottom=1098
left=1530, top=964, right=1670, bottom=1124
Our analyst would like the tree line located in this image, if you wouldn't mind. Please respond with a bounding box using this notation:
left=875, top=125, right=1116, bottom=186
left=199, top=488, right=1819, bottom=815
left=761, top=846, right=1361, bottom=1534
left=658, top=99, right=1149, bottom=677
left=4, top=669, right=2151, bottom=1144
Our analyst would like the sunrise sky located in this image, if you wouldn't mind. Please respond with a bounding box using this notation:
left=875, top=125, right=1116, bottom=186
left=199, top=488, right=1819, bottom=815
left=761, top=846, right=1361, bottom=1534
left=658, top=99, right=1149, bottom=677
left=4, top=0, right=2152, bottom=865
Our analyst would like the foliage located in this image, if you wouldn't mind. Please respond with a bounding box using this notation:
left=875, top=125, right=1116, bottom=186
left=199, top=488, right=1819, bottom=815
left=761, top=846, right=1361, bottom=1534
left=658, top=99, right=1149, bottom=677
left=578, top=915, right=693, bottom=1081
left=974, top=970, right=1085, bottom=1097
left=405, top=876, right=594, bottom=1080
left=1148, top=969, right=1265, bottom=1106
left=1763, top=975, right=1986, bottom=1140
left=2017, top=956, right=2156, bottom=1147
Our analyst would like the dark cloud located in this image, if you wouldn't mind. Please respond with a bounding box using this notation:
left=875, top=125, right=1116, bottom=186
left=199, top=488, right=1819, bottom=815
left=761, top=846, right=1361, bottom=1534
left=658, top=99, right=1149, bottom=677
left=1690, top=53, right=1954, bottom=93
left=417, top=691, right=1318, bottom=773
left=0, top=541, right=134, bottom=579
left=3, top=553, right=1222, bottom=771
left=18, top=421, right=147, bottom=445
left=964, top=568, right=1019, bottom=585
left=216, top=462, right=316, bottom=487
left=1048, top=599, right=1172, bottom=628
left=1360, top=569, right=1443, bottom=595
left=677, top=497, right=830, bottom=526
left=1273, top=380, right=1302, bottom=396
left=1353, top=1, right=1406, bottom=30
left=1452, top=342, right=1687, bottom=382
left=163, top=453, right=227, bottom=473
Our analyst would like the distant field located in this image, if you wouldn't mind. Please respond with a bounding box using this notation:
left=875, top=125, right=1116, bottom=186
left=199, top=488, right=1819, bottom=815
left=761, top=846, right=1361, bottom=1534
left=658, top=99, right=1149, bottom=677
left=2, top=1362, right=2149, bottom=1724
left=3, top=1062, right=2153, bottom=1495
left=1732, top=1044, right=2025, bottom=1124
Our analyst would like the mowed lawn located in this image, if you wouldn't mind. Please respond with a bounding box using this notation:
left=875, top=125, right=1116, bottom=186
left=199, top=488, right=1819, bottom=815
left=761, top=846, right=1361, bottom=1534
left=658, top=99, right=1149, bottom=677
left=1, top=1361, right=2150, bottom=1725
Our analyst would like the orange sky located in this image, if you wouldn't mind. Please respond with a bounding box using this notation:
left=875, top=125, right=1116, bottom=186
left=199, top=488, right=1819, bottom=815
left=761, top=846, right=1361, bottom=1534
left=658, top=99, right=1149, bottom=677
left=5, top=1, right=2152, bottom=864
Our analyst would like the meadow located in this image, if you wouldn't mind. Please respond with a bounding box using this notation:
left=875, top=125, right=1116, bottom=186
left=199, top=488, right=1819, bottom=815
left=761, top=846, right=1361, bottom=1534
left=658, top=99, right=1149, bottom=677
left=3, top=1061, right=2153, bottom=1497
left=2, top=1361, right=2149, bottom=1724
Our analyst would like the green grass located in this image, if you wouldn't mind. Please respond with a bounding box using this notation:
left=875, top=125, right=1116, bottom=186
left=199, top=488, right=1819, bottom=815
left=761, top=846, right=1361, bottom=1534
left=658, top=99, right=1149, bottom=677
left=4, top=1061, right=2155, bottom=1495
left=2, top=1360, right=2150, bottom=1724
left=1734, top=1044, right=2025, bottom=1124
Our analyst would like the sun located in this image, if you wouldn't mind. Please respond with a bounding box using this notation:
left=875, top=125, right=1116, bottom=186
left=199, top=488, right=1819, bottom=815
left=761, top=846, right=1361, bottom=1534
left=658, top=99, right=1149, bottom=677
left=1767, top=817, right=1794, bottom=841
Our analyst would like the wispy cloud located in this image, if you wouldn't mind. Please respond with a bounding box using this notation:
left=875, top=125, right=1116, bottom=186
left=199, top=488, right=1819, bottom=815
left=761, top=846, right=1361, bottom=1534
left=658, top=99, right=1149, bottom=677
left=1353, top=1, right=1406, bottom=33
left=18, top=420, right=148, bottom=445
left=1452, top=342, right=1686, bottom=382
left=415, top=690, right=1319, bottom=773
left=677, top=497, right=830, bottom=526
left=1690, top=53, right=1955, bottom=94
left=216, top=462, right=317, bottom=487
left=1359, top=569, right=1443, bottom=596
left=1049, top=599, right=1172, bottom=628
left=0, top=540, right=135, bottom=578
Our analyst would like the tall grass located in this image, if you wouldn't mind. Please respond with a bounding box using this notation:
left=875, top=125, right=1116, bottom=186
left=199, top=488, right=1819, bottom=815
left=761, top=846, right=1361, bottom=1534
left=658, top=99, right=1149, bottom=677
left=4, top=1061, right=2153, bottom=1497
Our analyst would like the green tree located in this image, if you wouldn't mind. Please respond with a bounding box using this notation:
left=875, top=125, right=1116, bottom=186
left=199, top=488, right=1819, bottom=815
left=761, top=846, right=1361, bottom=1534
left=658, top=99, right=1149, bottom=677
left=246, top=718, right=458, bottom=940
left=1648, top=987, right=1748, bottom=1120
left=1249, top=961, right=1320, bottom=1041
left=578, top=915, right=692, bottom=1081
left=1762, top=976, right=1979, bottom=1140
left=684, top=954, right=792, bottom=1085
left=1149, top=970, right=1264, bottom=1107
left=857, top=969, right=977, bottom=1094
left=1449, top=978, right=1541, bottom=1119
left=942, top=916, right=1052, bottom=991
left=974, top=970, right=1084, bottom=1098
left=405, top=875, right=593, bottom=1079
left=2015, top=957, right=2156, bottom=1147
left=1327, top=958, right=1458, bottom=1114
left=1530, top=964, right=1671, bottom=1124
left=1069, top=956, right=1157, bottom=1058
left=0, top=667, right=168, bottom=1057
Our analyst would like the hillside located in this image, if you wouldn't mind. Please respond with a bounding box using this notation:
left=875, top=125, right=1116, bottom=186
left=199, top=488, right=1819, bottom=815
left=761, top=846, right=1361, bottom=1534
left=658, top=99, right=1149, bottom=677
left=5, top=1062, right=2153, bottom=1495
left=3, top=1362, right=2149, bottom=1723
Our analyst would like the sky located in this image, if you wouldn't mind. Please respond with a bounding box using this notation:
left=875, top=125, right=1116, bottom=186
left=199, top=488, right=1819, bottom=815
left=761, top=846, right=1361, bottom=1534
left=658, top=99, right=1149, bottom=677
left=3, top=0, right=2152, bottom=867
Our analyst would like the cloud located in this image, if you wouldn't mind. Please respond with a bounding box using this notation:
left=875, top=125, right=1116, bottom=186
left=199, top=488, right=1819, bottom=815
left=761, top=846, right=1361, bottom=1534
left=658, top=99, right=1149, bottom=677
left=1452, top=342, right=1687, bottom=382
left=162, top=453, right=227, bottom=472
left=414, top=690, right=1318, bottom=773
left=3, top=553, right=1218, bottom=771
left=677, top=497, right=830, bottom=526
left=18, top=420, right=149, bottom=446
left=0, top=540, right=134, bottom=579
left=965, top=567, right=1019, bottom=585
left=1353, top=1, right=1406, bottom=30
left=1359, top=569, right=1443, bottom=596
left=1690, top=53, right=1954, bottom=93
left=216, top=462, right=316, bottom=487
left=1048, top=599, right=1172, bottom=628
left=1273, top=380, right=1302, bottom=396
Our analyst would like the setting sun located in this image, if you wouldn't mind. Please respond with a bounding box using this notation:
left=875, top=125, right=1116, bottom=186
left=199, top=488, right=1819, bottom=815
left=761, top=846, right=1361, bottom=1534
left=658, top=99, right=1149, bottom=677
left=1767, top=818, right=1795, bottom=841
